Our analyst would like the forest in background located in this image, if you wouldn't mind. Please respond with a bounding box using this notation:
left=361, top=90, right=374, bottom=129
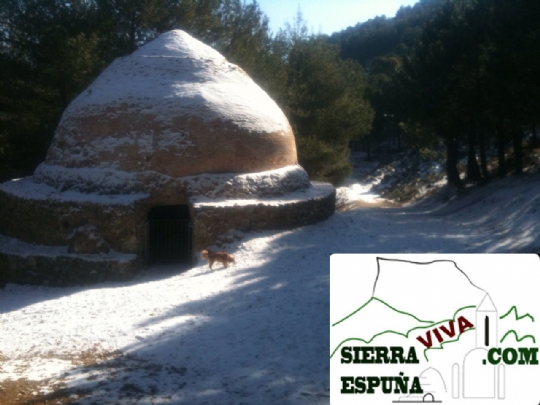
left=332, top=0, right=540, bottom=187
left=1, top=0, right=539, bottom=188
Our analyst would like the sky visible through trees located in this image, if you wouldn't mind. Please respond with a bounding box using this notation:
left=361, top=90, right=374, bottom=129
left=256, top=0, right=420, bottom=35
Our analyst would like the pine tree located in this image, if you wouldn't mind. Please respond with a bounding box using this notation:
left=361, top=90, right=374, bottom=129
left=274, top=14, right=373, bottom=184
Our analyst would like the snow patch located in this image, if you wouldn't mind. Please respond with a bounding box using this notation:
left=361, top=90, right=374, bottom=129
left=0, top=176, right=148, bottom=204
left=0, top=234, right=135, bottom=262
left=191, top=181, right=333, bottom=207
left=184, top=165, right=311, bottom=199
left=0, top=358, right=73, bottom=382
left=32, top=163, right=310, bottom=198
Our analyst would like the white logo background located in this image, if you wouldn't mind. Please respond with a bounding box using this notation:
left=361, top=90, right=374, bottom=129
left=330, top=254, right=540, bottom=404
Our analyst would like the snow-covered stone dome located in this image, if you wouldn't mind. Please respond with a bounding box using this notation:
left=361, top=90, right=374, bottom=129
left=0, top=30, right=336, bottom=287
left=44, top=30, right=297, bottom=179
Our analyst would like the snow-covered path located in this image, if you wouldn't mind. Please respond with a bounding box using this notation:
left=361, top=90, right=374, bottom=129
left=1, top=172, right=539, bottom=404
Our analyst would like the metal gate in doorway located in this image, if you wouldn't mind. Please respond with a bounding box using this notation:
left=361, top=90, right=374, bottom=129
left=145, top=205, right=192, bottom=266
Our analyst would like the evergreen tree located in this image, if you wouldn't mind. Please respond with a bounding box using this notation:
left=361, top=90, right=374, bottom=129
left=0, top=0, right=102, bottom=179
left=275, top=14, right=373, bottom=184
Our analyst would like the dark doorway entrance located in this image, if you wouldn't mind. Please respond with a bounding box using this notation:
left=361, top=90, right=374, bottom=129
left=146, top=205, right=192, bottom=266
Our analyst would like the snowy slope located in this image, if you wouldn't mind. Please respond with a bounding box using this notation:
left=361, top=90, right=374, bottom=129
left=1, top=171, right=540, bottom=404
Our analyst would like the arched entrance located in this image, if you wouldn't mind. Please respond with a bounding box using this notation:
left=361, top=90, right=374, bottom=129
left=145, top=205, right=192, bottom=266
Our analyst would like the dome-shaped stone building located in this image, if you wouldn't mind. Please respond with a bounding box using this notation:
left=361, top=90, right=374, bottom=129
left=0, top=30, right=335, bottom=286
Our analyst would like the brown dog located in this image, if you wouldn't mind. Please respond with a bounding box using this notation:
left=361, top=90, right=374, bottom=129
left=201, top=249, right=235, bottom=270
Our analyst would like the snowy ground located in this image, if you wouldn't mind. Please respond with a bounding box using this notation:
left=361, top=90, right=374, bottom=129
left=1, top=165, right=540, bottom=404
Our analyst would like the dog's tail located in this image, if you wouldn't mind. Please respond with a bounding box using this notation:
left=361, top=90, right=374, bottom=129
left=201, top=249, right=209, bottom=259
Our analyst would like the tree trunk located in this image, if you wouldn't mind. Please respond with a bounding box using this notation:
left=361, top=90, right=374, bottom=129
left=467, top=123, right=482, bottom=181
left=513, top=128, right=523, bottom=175
left=496, top=121, right=507, bottom=177
left=478, top=118, right=490, bottom=180
left=364, top=137, right=371, bottom=159
left=129, top=13, right=137, bottom=53
left=446, top=135, right=463, bottom=187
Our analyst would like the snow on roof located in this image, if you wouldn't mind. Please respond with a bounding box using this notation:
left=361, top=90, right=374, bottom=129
left=62, top=30, right=290, bottom=134
left=33, top=164, right=144, bottom=195
left=0, top=177, right=148, bottom=204
left=190, top=181, right=334, bottom=207
left=0, top=234, right=136, bottom=262
left=32, top=163, right=310, bottom=197
left=184, top=165, right=311, bottom=199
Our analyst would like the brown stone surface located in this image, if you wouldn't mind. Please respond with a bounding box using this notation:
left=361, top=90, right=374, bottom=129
left=1, top=180, right=334, bottom=255
left=0, top=185, right=148, bottom=253
left=48, top=115, right=297, bottom=177
left=67, top=225, right=111, bottom=254
left=191, top=182, right=336, bottom=250
left=0, top=180, right=334, bottom=286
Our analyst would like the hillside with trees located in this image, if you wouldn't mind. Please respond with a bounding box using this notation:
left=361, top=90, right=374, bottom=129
left=330, top=0, right=446, bottom=67
left=331, top=0, right=540, bottom=189
left=330, top=0, right=447, bottom=159
left=397, top=0, right=540, bottom=186
left=1, top=0, right=539, bottom=189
